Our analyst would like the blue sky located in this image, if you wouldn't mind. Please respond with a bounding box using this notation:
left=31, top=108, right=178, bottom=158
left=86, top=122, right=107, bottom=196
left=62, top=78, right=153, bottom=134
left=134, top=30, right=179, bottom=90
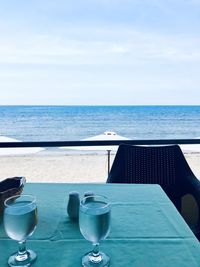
left=0, top=0, right=200, bottom=105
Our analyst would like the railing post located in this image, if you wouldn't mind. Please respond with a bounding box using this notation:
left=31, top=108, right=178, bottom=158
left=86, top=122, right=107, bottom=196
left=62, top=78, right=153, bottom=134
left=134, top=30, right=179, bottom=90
left=107, top=150, right=111, bottom=176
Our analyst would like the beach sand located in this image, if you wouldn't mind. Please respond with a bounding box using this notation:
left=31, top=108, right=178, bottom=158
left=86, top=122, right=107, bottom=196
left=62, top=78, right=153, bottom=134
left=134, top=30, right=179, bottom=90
left=0, top=153, right=115, bottom=183
left=0, top=151, right=200, bottom=183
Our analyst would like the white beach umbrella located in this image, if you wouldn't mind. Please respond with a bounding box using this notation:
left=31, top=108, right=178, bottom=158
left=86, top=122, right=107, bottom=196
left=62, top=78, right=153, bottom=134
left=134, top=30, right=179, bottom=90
left=0, top=136, right=44, bottom=155
left=81, top=131, right=129, bottom=151
left=60, top=131, right=130, bottom=173
left=61, top=131, right=129, bottom=151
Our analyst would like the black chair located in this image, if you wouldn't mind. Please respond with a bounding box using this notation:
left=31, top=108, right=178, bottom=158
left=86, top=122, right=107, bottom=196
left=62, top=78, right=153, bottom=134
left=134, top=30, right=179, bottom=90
left=107, top=144, right=200, bottom=240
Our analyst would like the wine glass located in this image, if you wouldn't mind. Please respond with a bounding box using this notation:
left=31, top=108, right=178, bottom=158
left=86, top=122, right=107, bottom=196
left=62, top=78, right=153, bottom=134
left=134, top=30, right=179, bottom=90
left=3, top=194, right=38, bottom=267
left=79, top=195, right=111, bottom=267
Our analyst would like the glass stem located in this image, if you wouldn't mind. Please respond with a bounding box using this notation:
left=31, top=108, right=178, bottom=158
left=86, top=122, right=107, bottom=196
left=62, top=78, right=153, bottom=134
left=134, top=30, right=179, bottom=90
left=92, top=243, right=100, bottom=257
left=18, top=240, right=27, bottom=255
left=15, top=240, right=29, bottom=262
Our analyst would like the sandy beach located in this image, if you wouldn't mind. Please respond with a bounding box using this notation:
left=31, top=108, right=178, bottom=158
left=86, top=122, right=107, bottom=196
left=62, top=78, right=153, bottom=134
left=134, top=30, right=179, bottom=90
left=0, top=151, right=200, bottom=183
left=0, top=152, right=115, bottom=183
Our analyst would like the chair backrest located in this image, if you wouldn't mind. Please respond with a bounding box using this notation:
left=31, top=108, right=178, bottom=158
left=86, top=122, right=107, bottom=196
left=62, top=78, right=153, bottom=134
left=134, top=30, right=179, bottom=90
left=107, top=144, right=200, bottom=240
left=107, top=144, right=194, bottom=186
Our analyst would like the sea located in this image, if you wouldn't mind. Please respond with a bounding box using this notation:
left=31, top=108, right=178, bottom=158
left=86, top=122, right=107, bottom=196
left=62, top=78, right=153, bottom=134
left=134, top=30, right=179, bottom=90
left=0, top=105, right=200, bottom=142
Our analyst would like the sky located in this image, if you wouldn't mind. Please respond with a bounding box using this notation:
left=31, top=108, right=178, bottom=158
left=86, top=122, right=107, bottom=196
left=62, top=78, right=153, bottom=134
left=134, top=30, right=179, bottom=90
left=0, top=0, right=200, bottom=105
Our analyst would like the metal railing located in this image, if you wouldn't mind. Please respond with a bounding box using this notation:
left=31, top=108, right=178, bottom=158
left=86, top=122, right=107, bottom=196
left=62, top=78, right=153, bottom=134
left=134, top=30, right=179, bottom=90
left=0, top=138, right=200, bottom=148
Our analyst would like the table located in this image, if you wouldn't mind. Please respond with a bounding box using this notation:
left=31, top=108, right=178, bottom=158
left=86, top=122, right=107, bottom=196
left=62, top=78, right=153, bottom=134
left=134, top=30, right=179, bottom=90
left=0, top=183, right=200, bottom=267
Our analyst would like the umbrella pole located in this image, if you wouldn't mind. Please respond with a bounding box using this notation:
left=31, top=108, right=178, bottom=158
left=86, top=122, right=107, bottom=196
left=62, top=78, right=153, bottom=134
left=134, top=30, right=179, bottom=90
left=107, top=150, right=111, bottom=175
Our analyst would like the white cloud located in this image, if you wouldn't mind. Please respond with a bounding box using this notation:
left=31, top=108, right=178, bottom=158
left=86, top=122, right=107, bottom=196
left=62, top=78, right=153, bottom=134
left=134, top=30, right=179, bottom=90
left=0, top=28, right=200, bottom=66
left=0, top=1, right=200, bottom=104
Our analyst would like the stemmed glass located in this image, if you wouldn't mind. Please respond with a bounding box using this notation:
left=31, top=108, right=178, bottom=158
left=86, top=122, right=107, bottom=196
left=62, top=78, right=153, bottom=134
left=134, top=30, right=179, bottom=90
left=3, top=194, right=38, bottom=267
left=79, top=195, right=111, bottom=267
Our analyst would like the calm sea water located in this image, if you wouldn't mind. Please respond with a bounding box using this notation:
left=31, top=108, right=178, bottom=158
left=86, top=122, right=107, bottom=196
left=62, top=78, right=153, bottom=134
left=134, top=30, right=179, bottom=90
left=0, top=105, right=200, bottom=141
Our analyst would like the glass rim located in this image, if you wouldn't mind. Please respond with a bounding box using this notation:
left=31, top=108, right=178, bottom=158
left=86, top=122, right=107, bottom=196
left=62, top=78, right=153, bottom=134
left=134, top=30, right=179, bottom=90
left=80, top=194, right=109, bottom=209
left=4, top=194, right=36, bottom=208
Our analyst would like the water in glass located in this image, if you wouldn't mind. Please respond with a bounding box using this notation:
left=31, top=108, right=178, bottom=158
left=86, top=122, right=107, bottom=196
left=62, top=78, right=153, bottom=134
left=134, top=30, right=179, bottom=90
left=79, top=195, right=111, bottom=267
left=3, top=194, right=38, bottom=267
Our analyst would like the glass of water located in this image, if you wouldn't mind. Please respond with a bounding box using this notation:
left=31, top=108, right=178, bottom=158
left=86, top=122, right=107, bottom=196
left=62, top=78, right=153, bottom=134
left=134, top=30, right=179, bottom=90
left=79, top=195, right=111, bottom=267
left=3, top=194, right=38, bottom=267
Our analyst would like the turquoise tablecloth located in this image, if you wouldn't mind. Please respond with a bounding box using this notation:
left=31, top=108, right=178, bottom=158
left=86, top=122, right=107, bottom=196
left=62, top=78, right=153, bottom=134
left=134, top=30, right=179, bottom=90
left=0, top=183, right=200, bottom=267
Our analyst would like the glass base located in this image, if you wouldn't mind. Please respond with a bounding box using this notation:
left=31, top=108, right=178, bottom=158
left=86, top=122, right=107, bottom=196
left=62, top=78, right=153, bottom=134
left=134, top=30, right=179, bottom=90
left=82, top=251, right=110, bottom=267
left=8, top=250, right=37, bottom=267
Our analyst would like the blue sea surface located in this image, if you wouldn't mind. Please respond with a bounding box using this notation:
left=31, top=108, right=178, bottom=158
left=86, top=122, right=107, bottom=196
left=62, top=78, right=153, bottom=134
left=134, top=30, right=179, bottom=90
left=0, top=105, right=200, bottom=141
